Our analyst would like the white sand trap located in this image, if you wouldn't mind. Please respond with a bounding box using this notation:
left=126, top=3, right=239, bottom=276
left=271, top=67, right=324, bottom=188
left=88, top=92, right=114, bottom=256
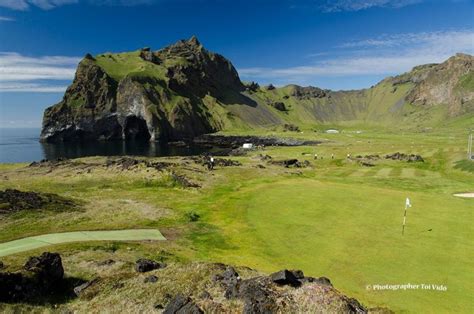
left=453, top=193, right=474, bottom=198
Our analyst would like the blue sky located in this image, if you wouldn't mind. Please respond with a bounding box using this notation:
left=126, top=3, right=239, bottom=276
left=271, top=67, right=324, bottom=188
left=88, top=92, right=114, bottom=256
left=0, top=0, right=473, bottom=128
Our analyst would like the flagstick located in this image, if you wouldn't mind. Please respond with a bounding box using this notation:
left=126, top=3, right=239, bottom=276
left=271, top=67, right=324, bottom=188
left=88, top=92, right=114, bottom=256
left=402, top=206, right=407, bottom=235
left=402, top=197, right=411, bottom=235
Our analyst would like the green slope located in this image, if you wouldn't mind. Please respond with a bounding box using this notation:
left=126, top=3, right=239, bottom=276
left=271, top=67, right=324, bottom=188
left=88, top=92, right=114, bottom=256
left=48, top=39, right=473, bottom=140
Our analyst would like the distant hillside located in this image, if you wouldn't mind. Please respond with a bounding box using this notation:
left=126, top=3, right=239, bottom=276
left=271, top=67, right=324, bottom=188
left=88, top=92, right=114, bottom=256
left=40, top=37, right=474, bottom=142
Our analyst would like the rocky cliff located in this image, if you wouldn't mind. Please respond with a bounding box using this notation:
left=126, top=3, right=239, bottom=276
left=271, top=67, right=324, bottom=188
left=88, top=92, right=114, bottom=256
left=41, top=36, right=246, bottom=142
left=40, top=37, right=474, bottom=142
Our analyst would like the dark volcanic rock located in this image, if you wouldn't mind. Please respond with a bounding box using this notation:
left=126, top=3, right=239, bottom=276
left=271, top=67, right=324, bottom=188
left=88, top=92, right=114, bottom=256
left=24, top=252, right=64, bottom=288
left=0, top=189, right=43, bottom=212
left=245, top=81, right=260, bottom=92
left=214, top=158, right=242, bottom=167
left=106, top=157, right=140, bottom=170
left=135, top=259, right=166, bottom=273
left=346, top=297, right=367, bottom=313
left=84, top=53, right=95, bottom=61
left=271, top=101, right=286, bottom=111
left=385, top=152, right=424, bottom=162
left=158, top=36, right=244, bottom=98
left=74, top=278, right=99, bottom=297
left=1, top=252, right=66, bottom=302
left=300, top=276, right=333, bottom=286
left=40, top=56, right=119, bottom=142
left=163, top=294, right=203, bottom=314
left=289, top=269, right=305, bottom=279
left=270, top=159, right=301, bottom=167
left=194, top=135, right=319, bottom=148
left=171, top=172, right=200, bottom=188
left=28, top=157, right=68, bottom=168
left=139, top=48, right=161, bottom=64
left=315, top=276, right=332, bottom=286
left=225, top=277, right=278, bottom=314
left=106, top=157, right=177, bottom=171
left=270, top=269, right=301, bottom=287
left=283, top=123, right=300, bottom=132
left=144, top=275, right=158, bottom=283
left=0, top=189, right=76, bottom=214
left=291, top=85, right=327, bottom=99
left=187, top=155, right=241, bottom=168
left=213, top=266, right=241, bottom=289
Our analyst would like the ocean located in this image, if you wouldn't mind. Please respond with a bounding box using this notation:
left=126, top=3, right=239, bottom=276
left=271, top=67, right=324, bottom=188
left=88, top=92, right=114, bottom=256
left=0, top=128, right=210, bottom=163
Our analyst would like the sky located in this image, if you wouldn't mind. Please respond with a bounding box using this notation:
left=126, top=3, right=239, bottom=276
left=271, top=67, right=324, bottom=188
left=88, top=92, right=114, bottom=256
left=0, top=0, right=473, bottom=128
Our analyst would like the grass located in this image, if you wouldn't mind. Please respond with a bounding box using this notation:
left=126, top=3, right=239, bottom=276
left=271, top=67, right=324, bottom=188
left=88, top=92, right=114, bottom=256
left=0, top=129, right=473, bottom=313
left=94, top=51, right=167, bottom=82
left=454, top=159, right=474, bottom=173
left=456, top=71, right=474, bottom=91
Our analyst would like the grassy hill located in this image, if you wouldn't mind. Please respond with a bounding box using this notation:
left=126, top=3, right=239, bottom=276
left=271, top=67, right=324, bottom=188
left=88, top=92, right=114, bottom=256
left=40, top=38, right=473, bottom=143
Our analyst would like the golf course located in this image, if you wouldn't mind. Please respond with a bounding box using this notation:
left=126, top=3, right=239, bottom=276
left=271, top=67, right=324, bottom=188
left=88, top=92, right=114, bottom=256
left=1, top=7, right=473, bottom=310
left=0, top=126, right=472, bottom=312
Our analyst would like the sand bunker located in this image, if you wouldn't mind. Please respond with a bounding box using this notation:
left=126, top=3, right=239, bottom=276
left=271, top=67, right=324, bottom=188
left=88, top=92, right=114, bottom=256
left=453, top=193, right=474, bottom=198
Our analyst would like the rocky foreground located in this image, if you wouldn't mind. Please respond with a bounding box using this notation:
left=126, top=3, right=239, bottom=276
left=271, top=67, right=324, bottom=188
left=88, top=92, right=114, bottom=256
left=0, top=252, right=391, bottom=313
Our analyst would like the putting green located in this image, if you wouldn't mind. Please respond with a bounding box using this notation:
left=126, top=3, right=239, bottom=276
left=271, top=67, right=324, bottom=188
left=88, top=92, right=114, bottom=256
left=0, top=229, right=166, bottom=257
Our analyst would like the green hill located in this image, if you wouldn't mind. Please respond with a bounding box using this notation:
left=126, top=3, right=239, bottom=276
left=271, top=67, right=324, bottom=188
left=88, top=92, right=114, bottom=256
left=40, top=37, right=474, bottom=142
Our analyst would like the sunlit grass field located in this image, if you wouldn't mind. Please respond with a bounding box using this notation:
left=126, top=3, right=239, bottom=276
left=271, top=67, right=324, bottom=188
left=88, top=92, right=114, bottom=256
left=0, top=128, right=472, bottom=312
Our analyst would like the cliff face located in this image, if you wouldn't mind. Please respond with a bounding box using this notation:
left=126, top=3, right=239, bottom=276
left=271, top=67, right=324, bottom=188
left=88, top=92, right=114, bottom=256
left=405, top=53, right=474, bottom=116
left=40, top=37, right=244, bottom=142
left=40, top=37, right=474, bottom=142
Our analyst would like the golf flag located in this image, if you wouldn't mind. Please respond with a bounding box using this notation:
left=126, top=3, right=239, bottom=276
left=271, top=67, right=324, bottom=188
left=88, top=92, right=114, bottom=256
left=402, top=197, right=411, bottom=235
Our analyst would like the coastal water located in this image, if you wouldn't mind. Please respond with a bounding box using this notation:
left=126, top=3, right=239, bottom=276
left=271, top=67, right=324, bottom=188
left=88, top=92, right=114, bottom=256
left=0, top=128, right=211, bottom=163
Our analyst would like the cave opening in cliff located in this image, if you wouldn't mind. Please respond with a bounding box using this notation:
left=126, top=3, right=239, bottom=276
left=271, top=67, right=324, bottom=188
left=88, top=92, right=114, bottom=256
left=124, top=116, right=151, bottom=141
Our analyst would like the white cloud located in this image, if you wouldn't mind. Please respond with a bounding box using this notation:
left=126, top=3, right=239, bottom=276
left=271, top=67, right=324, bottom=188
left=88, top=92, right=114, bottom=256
left=0, top=16, right=15, bottom=21
left=30, top=0, right=78, bottom=10
left=0, top=0, right=77, bottom=10
left=90, top=0, right=156, bottom=6
left=0, top=52, right=79, bottom=92
left=319, top=0, right=423, bottom=12
left=0, top=0, right=29, bottom=10
left=0, top=82, right=68, bottom=92
left=238, top=30, right=474, bottom=84
left=0, top=0, right=155, bottom=10
left=0, top=52, right=79, bottom=81
left=339, top=30, right=474, bottom=48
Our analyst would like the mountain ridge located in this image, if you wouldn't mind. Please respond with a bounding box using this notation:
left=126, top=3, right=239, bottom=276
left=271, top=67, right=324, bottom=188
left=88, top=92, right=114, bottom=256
left=40, top=37, right=474, bottom=142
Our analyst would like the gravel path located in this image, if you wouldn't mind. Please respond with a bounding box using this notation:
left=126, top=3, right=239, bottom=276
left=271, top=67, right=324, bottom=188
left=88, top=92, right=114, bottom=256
left=0, top=229, right=165, bottom=257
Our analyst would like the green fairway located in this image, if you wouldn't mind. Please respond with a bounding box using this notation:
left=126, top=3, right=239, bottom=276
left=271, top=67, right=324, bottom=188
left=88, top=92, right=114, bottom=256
left=0, top=229, right=165, bottom=257
left=197, top=178, right=472, bottom=313
left=0, top=129, right=472, bottom=313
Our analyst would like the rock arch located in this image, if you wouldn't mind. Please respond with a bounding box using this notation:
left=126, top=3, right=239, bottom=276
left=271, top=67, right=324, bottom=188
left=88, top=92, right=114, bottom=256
left=123, top=116, right=151, bottom=141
